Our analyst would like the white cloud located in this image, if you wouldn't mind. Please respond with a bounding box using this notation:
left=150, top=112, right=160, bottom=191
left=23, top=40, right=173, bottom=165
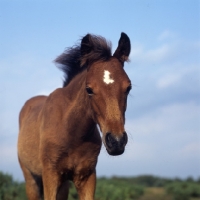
left=130, top=42, right=175, bottom=65
left=158, top=30, right=176, bottom=41
left=125, top=101, right=200, bottom=158
left=130, top=31, right=199, bottom=67
left=130, top=43, right=144, bottom=58
left=0, top=144, right=17, bottom=163
left=128, top=101, right=200, bottom=134
left=145, top=44, right=171, bottom=63
left=157, top=74, right=181, bottom=89
left=179, top=142, right=200, bottom=158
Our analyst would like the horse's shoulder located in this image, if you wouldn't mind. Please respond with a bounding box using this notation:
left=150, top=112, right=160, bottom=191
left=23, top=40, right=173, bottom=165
left=23, top=95, right=47, bottom=107
left=19, top=96, right=47, bottom=121
left=41, top=88, right=67, bottom=119
left=49, top=87, right=67, bottom=100
left=39, top=88, right=69, bottom=143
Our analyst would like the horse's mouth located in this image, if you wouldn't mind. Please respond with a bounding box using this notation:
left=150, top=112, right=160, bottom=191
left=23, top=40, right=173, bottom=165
left=106, top=147, right=125, bottom=156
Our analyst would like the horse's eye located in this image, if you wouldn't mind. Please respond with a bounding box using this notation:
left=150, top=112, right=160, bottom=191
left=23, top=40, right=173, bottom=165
left=126, top=85, right=132, bottom=94
left=86, top=87, right=93, bottom=96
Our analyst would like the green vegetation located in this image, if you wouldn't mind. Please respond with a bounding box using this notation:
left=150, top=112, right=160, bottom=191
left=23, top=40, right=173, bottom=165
left=0, top=172, right=26, bottom=200
left=0, top=171, right=200, bottom=200
left=95, top=177, right=144, bottom=200
left=166, top=181, right=200, bottom=200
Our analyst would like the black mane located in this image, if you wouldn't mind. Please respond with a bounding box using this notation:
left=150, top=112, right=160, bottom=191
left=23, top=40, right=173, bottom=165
left=54, top=34, right=112, bottom=87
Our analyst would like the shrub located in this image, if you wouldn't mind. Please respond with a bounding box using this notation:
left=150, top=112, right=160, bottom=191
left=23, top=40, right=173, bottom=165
left=165, top=182, right=200, bottom=200
left=0, top=172, right=27, bottom=200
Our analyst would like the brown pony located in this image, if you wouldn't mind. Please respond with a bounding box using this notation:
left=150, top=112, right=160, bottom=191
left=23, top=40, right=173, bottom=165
left=17, top=32, right=131, bottom=200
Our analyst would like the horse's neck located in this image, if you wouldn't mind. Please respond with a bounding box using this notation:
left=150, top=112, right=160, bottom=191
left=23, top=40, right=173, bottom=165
left=63, top=70, right=96, bottom=135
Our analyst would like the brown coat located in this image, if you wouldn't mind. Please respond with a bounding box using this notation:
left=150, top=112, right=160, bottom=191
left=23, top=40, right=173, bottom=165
left=18, top=32, right=131, bottom=200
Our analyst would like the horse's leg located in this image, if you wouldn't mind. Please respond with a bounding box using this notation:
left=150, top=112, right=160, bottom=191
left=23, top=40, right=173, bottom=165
left=19, top=159, right=42, bottom=200
left=74, top=171, right=96, bottom=200
left=42, top=168, right=62, bottom=200
left=56, top=180, right=69, bottom=200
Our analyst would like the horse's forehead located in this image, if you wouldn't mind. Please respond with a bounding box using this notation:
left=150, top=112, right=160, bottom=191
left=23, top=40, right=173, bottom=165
left=103, top=70, right=115, bottom=85
left=91, top=60, right=127, bottom=80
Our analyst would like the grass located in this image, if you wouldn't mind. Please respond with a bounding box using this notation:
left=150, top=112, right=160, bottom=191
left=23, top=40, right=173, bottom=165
left=138, top=187, right=200, bottom=200
left=138, top=187, right=173, bottom=200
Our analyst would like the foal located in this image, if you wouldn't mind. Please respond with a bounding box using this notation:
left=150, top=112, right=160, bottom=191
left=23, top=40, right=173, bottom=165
left=18, top=32, right=131, bottom=200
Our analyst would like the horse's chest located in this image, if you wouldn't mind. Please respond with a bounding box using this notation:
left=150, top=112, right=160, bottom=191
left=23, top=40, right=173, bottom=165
left=57, top=141, right=100, bottom=173
left=59, top=152, right=98, bottom=185
left=68, top=148, right=99, bottom=171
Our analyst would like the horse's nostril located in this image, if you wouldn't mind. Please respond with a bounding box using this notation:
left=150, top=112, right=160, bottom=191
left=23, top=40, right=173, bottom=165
left=105, top=132, right=128, bottom=149
left=105, top=133, right=115, bottom=148
left=121, top=132, right=128, bottom=145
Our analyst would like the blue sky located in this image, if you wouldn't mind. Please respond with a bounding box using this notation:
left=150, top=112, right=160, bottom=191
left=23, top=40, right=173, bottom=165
left=0, top=0, right=199, bottom=181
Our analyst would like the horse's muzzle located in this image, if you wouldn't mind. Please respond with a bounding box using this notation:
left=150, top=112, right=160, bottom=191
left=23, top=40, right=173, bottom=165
left=105, top=132, right=128, bottom=156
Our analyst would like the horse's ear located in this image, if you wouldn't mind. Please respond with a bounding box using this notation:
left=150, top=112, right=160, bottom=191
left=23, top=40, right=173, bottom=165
left=80, top=34, right=93, bottom=66
left=113, top=32, right=131, bottom=63
left=81, top=34, right=93, bottom=56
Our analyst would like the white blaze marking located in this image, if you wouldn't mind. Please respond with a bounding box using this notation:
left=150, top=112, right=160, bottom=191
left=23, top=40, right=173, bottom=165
left=103, top=70, right=114, bottom=84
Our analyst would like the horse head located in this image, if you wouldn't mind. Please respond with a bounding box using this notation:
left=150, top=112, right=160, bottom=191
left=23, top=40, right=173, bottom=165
left=81, top=33, right=131, bottom=156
